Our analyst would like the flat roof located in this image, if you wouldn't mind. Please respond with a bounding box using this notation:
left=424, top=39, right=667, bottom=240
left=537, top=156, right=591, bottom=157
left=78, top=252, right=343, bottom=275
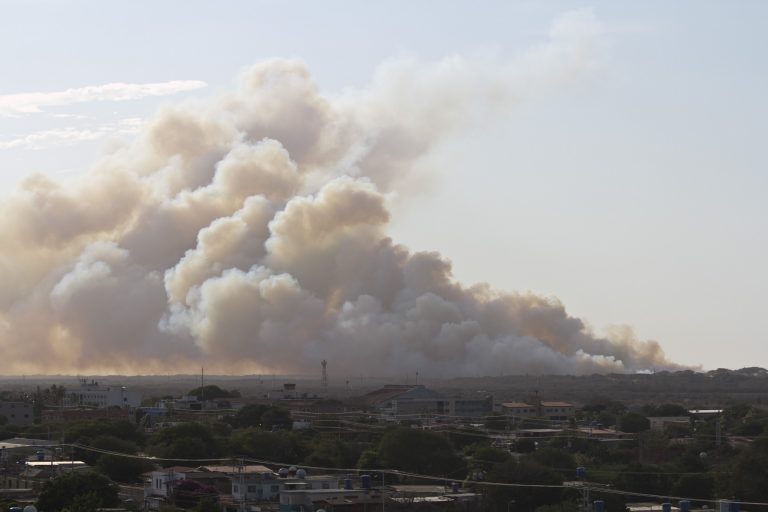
left=26, top=461, right=87, bottom=467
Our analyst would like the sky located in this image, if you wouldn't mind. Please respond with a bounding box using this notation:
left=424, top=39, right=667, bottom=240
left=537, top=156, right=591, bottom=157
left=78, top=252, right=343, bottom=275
left=0, top=1, right=766, bottom=373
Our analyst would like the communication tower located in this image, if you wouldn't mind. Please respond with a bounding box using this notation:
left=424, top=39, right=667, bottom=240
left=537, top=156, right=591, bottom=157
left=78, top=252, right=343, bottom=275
left=321, top=360, right=328, bottom=392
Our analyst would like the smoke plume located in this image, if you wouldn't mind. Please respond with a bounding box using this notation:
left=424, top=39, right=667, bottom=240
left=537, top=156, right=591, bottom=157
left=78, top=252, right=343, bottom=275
left=0, top=11, right=682, bottom=376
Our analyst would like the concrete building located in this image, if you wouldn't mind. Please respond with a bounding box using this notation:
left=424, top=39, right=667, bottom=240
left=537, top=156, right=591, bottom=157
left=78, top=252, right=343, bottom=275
left=501, top=400, right=575, bottom=423
left=360, top=385, right=492, bottom=420
left=648, top=416, right=691, bottom=431
left=70, top=379, right=141, bottom=409
left=0, top=402, right=33, bottom=427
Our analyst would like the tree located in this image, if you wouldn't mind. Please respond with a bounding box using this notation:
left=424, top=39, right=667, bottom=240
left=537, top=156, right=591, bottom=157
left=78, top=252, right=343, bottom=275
left=304, top=436, right=359, bottom=468
left=229, top=429, right=310, bottom=463
left=485, top=458, right=564, bottom=512
left=96, top=453, right=154, bottom=483
left=260, top=406, right=292, bottom=430
left=620, top=412, right=651, bottom=433
left=147, top=422, right=221, bottom=460
left=37, top=471, right=119, bottom=512
left=719, top=436, right=768, bottom=501
left=188, top=385, right=233, bottom=401
left=642, top=403, right=688, bottom=417
left=234, top=404, right=268, bottom=428
left=63, top=419, right=143, bottom=445
left=378, top=428, right=464, bottom=477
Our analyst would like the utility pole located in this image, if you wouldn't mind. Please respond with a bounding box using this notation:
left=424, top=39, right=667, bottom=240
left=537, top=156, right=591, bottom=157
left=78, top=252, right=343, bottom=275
left=238, top=458, right=246, bottom=512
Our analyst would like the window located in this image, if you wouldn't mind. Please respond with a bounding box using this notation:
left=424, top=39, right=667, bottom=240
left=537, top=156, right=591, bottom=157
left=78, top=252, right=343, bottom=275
left=247, top=486, right=257, bottom=493
left=233, top=485, right=239, bottom=493
left=270, top=485, right=279, bottom=492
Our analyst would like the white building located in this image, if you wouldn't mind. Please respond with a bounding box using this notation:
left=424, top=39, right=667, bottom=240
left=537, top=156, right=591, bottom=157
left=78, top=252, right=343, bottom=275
left=71, top=379, right=141, bottom=409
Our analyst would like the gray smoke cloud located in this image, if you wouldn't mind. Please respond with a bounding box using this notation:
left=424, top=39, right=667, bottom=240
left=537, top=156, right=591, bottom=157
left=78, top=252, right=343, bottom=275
left=0, top=10, right=683, bottom=376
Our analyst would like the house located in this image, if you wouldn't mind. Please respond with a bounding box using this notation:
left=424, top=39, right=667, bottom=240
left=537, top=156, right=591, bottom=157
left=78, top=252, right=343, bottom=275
left=201, top=464, right=280, bottom=502
left=0, top=402, right=33, bottom=427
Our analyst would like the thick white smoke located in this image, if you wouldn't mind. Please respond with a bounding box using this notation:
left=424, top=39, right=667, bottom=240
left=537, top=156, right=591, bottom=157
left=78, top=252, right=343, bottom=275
left=0, top=10, right=681, bottom=376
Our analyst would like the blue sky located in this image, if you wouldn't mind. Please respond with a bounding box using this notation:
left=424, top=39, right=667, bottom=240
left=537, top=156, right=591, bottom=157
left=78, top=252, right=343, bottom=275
left=1, top=1, right=766, bottom=371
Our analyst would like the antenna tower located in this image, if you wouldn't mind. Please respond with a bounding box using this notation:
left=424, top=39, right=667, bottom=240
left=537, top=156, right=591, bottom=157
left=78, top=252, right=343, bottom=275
left=321, top=360, right=328, bottom=392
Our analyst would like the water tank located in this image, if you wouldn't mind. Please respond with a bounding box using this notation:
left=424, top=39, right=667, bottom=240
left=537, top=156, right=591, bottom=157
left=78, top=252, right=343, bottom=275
left=679, top=501, right=691, bottom=512
left=719, top=500, right=731, bottom=512
left=296, top=469, right=307, bottom=479
left=10, top=507, right=23, bottom=512
left=594, top=501, right=605, bottom=512
left=729, top=502, right=739, bottom=512
left=361, top=475, right=371, bottom=489
left=662, top=503, right=671, bottom=512
left=278, top=468, right=289, bottom=478
left=344, top=478, right=353, bottom=490
left=576, top=467, right=586, bottom=479
left=35, top=451, right=45, bottom=461
left=288, top=466, right=297, bottom=476
left=23, top=506, right=37, bottom=512
left=451, top=482, right=460, bottom=493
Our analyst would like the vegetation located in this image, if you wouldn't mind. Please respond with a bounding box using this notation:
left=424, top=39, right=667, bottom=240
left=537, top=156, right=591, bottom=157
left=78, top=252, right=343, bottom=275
left=37, top=471, right=119, bottom=512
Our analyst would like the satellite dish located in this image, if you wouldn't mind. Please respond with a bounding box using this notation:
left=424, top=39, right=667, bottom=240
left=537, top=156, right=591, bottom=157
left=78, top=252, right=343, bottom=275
left=24, top=505, right=38, bottom=512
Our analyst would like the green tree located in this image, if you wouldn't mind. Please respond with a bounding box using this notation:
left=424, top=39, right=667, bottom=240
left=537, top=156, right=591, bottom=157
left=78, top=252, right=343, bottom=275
left=230, top=429, right=310, bottom=463
left=642, top=403, right=688, bottom=417
left=147, top=422, right=221, bottom=460
left=620, top=412, right=651, bottom=433
left=378, top=428, right=464, bottom=477
left=357, top=449, right=382, bottom=469
left=670, top=474, right=714, bottom=502
left=188, top=385, right=233, bottom=401
left=718, top=436, right=768, bottom=501
left=63, top=419, right=143, bottom=445
left=37, top=471, right=119, bottom=512
left=96, top=453, right=154, bottom=483
left=233, top=404, right=268, bottom=428
left=485, top=458, right=564, bottom=512
left=260, top=406, right=292, bottom=430
left=62, top=492, right=100, bottom=512
left=304, top=436, right=359, bottom=468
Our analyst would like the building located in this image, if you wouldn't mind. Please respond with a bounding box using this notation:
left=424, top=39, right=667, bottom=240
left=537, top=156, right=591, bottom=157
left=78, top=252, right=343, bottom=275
left=203, top=464, right=281, bottom=502
left=0, top=402, right=33, bottom=427
left=500, top=402, right=538, bottom=421
left=279, top=477, right=382, bottom=512
left=501, top=400, right=575, bottom=423
left=648, top=416, right=691, bottom=432
left=69, top=379, right=141, bottom=409
left=42, top=406, right=132, bottom=424
left=359, top=385, right=493, bottom=421
left=540, top=402, right=575, bottom=422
